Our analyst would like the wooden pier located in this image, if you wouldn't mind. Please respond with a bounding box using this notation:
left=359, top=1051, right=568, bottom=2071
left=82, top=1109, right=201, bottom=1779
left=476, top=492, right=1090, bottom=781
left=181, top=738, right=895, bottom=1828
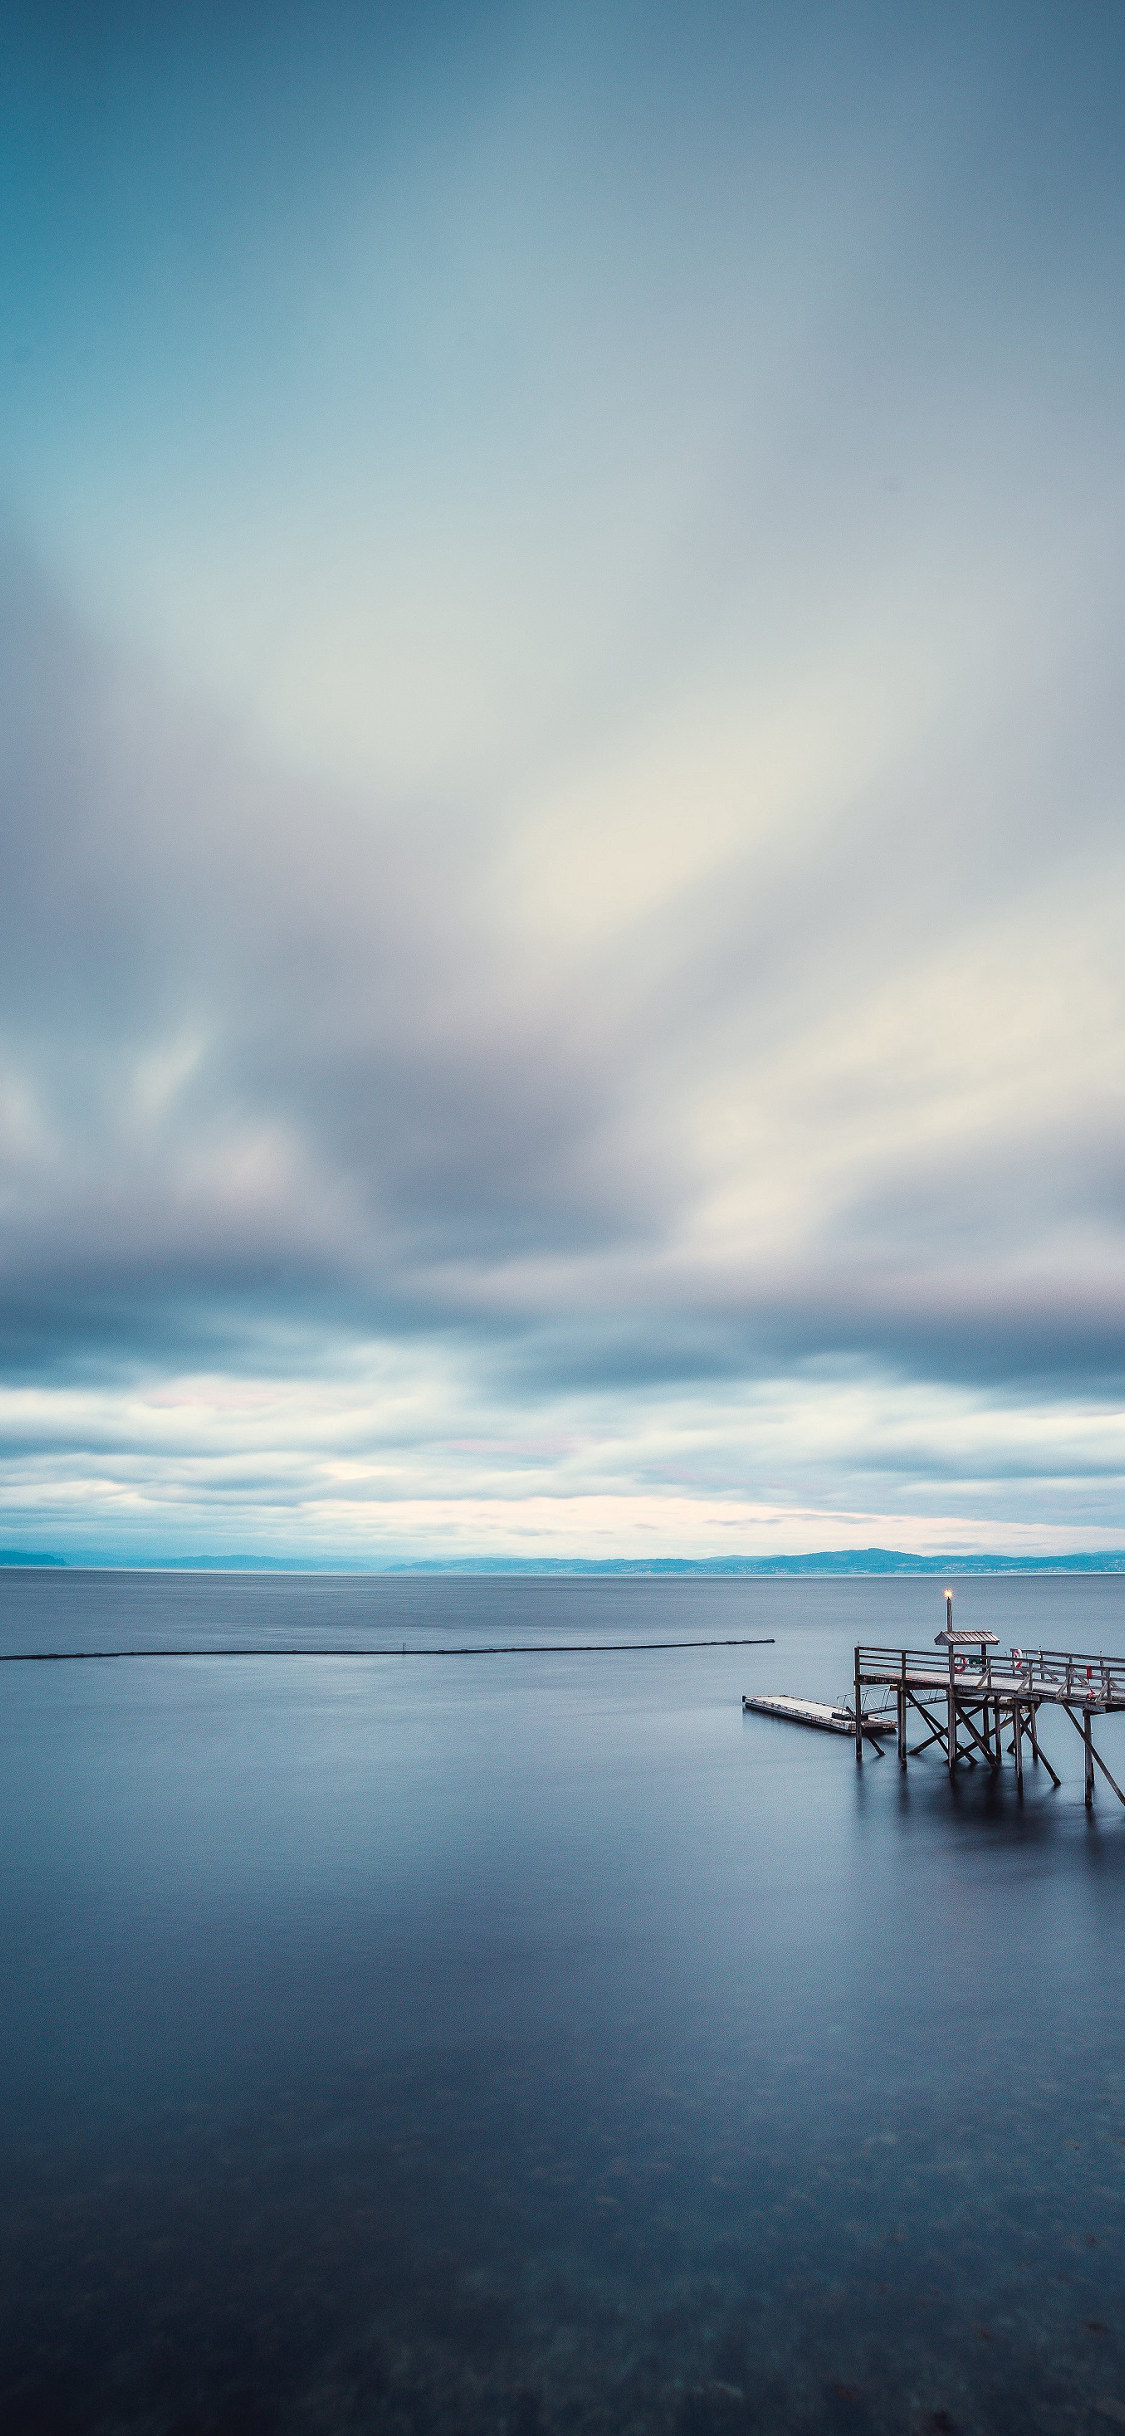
left=852, top=1594, right=1125, bottom=1805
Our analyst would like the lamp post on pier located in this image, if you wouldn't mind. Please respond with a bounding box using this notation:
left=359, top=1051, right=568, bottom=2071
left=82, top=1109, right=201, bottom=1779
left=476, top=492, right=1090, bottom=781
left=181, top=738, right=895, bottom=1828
left=934, top=1590, right=998, bottom=1776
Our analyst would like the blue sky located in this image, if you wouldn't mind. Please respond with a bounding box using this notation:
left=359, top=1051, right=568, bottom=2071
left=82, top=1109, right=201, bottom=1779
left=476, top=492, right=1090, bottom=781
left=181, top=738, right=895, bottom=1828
left=2, top=1, right=1125, bottom=1561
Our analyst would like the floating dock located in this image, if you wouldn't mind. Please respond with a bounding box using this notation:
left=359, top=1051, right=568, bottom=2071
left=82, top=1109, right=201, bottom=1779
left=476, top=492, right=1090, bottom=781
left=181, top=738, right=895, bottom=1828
left=742, top=1693, right=894, bottom=1736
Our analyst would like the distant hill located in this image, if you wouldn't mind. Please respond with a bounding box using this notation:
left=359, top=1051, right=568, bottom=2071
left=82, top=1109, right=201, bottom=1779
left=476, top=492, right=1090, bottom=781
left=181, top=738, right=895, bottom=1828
left=4, top=1547, right=1125, bottom=1574
left=389, top=1550, right=1125, bottom=1576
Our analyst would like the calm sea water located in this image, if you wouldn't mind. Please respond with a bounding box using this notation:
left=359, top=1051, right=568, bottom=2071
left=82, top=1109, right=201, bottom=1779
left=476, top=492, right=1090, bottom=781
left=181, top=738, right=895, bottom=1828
left=0, top=1570, right=1123, bottom=2436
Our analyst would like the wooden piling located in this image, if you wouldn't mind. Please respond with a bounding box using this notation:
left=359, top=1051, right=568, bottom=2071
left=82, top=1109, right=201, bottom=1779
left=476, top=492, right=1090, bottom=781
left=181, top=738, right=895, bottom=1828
left=1084, top=1709, right=1094, bottom=1807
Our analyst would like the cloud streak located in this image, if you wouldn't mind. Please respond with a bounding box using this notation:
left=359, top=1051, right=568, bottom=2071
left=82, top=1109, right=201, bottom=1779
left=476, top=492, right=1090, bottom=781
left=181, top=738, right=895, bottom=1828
left=1, top=2, right=1124, bottom=1552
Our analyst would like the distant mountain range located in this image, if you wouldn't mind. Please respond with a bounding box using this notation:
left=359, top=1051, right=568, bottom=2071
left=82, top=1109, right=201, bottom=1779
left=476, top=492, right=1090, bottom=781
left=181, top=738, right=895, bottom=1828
left=391, top=1549, right=1125, bottom=1575
left=2, top=1546, right=1125, bottom=1574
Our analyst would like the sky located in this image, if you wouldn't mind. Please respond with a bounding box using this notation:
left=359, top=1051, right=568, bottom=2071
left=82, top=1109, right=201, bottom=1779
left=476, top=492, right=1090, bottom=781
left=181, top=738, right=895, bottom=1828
left=1, top=0, right=1124, bottom=1564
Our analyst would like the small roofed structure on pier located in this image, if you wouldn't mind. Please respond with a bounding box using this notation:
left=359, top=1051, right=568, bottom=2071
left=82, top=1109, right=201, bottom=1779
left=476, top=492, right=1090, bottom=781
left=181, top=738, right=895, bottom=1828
left=934, top=1587, right=997, bottom=1657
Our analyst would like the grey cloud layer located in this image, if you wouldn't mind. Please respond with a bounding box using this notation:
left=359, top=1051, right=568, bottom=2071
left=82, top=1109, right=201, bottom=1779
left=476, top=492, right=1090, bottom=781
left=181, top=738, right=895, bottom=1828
left=2, top=517, right=1124, bottom=1402
left=0, top=553, right=658, bottom=1370
left=2, top=0, right=1124, bottom=1529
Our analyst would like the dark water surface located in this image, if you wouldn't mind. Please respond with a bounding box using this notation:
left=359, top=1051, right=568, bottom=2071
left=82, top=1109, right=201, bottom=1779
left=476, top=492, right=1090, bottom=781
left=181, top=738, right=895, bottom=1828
left=1, top=1571, right=1123, bottom=2435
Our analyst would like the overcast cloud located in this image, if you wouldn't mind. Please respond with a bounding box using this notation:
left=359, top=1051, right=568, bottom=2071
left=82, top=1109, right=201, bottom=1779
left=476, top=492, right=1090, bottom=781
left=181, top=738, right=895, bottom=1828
left=2, top=1, right=1124, bottom=1559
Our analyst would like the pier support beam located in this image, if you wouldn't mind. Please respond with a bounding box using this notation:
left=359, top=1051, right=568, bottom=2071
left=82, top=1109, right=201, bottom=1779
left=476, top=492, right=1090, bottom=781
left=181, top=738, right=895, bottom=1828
left=1060, top=1704, right=1125, bottom=1807
left=1035, top=1737, right=1062, bottom=1790
left=957, top=1702, right=997, bottom=1770
left=1085, top=1710, right=1094, bottom=1807
left=854, top=1648, right=862, bottom=1764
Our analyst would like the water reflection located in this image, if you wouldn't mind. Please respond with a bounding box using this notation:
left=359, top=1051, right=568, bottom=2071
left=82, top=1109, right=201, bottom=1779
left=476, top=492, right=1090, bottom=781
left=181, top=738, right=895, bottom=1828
left=0, top=1571, right=1122, bottom=2432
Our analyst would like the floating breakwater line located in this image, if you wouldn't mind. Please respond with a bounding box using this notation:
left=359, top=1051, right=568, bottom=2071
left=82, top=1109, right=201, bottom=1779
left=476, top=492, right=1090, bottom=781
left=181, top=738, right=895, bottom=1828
left=0, top=1636, right=776, bottom=1663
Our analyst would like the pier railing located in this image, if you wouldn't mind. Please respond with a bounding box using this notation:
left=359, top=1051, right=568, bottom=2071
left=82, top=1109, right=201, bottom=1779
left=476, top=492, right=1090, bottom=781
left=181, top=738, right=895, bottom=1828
left=856, top=1644, right=1125, bottom=1703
